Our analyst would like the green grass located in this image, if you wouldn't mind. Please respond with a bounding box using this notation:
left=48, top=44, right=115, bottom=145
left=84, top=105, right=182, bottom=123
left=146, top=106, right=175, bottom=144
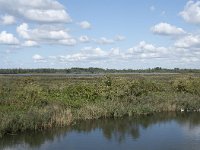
left=0, top=74, right=200, bottom=137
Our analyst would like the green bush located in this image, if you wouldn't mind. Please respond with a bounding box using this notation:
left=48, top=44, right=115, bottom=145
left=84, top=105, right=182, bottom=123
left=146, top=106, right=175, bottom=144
left=172, top=77, right=200, bottom=95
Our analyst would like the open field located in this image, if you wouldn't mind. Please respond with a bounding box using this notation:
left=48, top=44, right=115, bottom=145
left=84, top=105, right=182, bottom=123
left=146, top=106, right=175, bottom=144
left=1, top=73, right=200, bottom=137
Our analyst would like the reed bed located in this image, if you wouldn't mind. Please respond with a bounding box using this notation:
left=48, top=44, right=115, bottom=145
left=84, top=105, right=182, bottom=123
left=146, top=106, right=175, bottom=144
left=0, top=74, right=200, bottom=137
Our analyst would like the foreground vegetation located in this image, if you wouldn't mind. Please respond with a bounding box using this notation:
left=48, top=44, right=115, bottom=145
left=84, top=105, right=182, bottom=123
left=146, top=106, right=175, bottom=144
left=1, top=73, right=200, bottom=137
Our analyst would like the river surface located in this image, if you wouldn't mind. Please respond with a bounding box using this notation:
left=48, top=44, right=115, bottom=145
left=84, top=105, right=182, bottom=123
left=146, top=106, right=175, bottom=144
left=1, top=112, right=200, bottom=150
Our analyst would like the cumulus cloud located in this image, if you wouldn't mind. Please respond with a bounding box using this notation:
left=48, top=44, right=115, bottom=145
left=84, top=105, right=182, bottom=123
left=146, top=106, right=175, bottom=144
left=1, top=15, right=15, bottom=25
left=16, top=23, right=30, bottom=39
left=0, top=31, right=19, bottom=45
left=32, top=54, right=46, bottom=63
left=51, top=42, right=172, bottom=64
left=17, top=23, right=76, bottom=46
left=59, top=39, right=76, bottom=46
left=82, top=47, right=107, bottom=56
left=45, top=40, right=200, bottom=66
left=109, top=48, right=120, bottom=56
left=49, top=42, right=172, bottom=64
left=108, top=48, right=126, bottom=59
left=151, top=23, right=186, bottom=36
left=114, top=35, right=126, bottom=41
left=79, top=21, right=92, bottom=29
left=79, top=35, right=90, bottom=43
left=22, top=40, right=38, bottom=47
left=180, top=1, right=200, bottom=24
left=97, top=37, right=114, bottom=44
left=50, top=47, right=124, bottom=63
left=0, top=0, right=71, bottom=23
left=175, top=34, right=200, bottom=48
left=94, top=35, right=125, bottom=44
left=128, top=41, right=169, bottom=59
left=181, top=57, right=199, bottom=63
left=57, top=47, right=107, bottom=62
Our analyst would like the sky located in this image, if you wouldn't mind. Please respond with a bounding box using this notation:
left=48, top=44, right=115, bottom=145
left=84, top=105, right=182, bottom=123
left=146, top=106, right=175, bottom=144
left=0, top=0, right=200, bottom=69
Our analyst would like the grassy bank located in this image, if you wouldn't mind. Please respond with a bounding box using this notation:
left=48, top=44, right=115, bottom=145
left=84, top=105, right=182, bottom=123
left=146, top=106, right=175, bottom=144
left=1, top=74, right=200, bottom=137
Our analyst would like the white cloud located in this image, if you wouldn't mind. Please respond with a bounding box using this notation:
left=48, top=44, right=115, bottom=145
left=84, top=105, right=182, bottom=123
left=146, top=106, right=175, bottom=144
left=128, top=41, right=169, bottom=59
left=32, top=54, right=46, bottom=62
left=45, top=40, right=200, bottom=66
left=82, top=47, right=107, bottom=56
left=23, top=40, right=38, bottom=47
left=0, top=31, right=19, bottom=45
left=94, top=35, right=125, bottom=44
left=23, top=10, right=70, bottom=23
left=110, top=48, right=120, bottom=56
left=50, top=42, right=172, bottom=64
left=181, top=57, right=199, bottom=63
left=79, top=21, right=92, bottom=29
left=151, top=22, right=186, bottom=36
left=180, top=1, right=200, bottom=24
left=51, top=47, right=112, bottom=63
left=33, top=54, right=43, bottom=60
left=175, top=34, right=200, bottom=48
left=1, top=15, right=15, bottom=25
left=17, top=23, right=76, bottom=46
left=0, top=0, right=71, bottom=23
left=114, top=35, right=126, bottom=41
left=79, top=35, right=90, bottom=43
left=97, top=37, right=114, bottom=44
left=59, top=39, right=76, bottom=46
left=129, top=41, right=161, bottom=53
left=16, top=23, right=30, bottom=39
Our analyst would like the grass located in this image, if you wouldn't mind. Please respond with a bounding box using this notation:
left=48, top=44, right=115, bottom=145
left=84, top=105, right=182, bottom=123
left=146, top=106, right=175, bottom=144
left=0, top=73, right=200, bottom=137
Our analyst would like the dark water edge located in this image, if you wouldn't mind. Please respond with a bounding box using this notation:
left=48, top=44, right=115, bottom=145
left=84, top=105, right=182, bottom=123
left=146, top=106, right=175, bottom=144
left=1, top=112, right=200, bottom=150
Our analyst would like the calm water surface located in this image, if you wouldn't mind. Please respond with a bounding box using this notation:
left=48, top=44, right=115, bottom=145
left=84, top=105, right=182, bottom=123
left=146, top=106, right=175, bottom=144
left=1, top=113, right=200, bottom=150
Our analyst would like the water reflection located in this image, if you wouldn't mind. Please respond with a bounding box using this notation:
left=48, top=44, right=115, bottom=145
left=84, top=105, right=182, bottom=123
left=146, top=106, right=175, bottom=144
left=1, top=112, right=200, bottom=150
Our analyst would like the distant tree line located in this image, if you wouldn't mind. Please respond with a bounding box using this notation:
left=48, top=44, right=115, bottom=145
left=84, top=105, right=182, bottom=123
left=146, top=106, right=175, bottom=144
left=0, top=67, right=200, bottom=74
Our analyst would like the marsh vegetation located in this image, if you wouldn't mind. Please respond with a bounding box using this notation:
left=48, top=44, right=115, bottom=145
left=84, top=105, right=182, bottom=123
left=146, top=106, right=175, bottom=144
left=0, top=74, right=200, bottom=137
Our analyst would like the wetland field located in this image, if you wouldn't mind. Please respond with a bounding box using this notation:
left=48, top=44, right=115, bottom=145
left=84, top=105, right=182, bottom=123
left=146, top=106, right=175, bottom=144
left=1, top=73, right=200, bottom=139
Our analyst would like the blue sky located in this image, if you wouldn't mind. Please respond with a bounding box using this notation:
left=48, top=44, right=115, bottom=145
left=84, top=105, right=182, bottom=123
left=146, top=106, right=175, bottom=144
left=0, top=0, right=200, bottom=69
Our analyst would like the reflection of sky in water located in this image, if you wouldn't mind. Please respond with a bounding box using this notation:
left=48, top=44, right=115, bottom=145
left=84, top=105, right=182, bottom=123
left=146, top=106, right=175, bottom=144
left=182, top=122, right=200, bottom=137
left=2, top=113, right=200, bottom=150
left=180, top=122, right=200, bottom=150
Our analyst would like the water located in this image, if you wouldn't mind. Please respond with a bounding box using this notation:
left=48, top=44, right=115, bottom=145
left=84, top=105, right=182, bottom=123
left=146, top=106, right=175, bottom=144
left=1, top=112, right=200, bottom=150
